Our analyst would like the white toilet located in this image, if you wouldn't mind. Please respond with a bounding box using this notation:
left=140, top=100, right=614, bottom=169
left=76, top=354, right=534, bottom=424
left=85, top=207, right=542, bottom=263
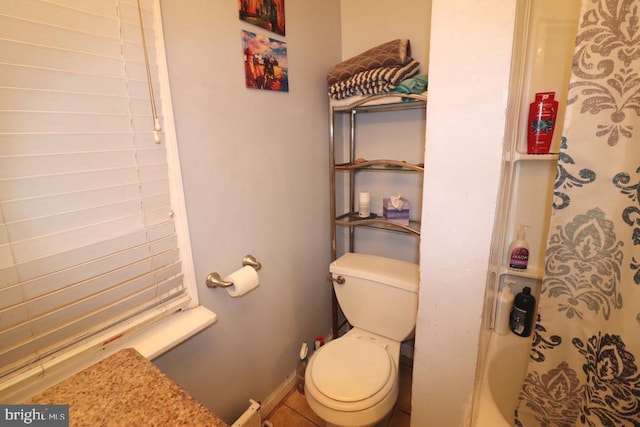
left=305, top=253, right=419, bottom=427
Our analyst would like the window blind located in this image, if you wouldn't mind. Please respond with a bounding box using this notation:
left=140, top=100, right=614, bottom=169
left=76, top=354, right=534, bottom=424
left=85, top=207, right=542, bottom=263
left=0, top=0, right=189, bottom=379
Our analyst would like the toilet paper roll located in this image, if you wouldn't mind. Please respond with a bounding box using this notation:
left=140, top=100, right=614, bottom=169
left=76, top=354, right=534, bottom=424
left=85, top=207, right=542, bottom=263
left=223, top=265, right=260, bottom=297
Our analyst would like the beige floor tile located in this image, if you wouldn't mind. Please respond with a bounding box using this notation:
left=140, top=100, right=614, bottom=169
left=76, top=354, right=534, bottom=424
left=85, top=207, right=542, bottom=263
left=268, top=404, right=320, bottom=427
left=285, top=390, right=326, bottom=426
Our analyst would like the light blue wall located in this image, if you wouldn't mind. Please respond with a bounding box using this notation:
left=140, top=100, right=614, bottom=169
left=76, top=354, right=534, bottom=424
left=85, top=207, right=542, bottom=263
left=154, top=1, right=342, bottom=422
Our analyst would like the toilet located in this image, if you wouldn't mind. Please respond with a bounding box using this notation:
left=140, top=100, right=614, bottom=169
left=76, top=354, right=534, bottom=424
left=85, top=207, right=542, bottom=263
left=305, top=253, right=419, bottom=427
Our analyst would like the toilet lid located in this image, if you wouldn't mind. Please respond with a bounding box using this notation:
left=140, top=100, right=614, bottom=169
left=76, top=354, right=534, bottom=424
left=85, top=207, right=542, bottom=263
left=310, top=337, right=392, bottom=402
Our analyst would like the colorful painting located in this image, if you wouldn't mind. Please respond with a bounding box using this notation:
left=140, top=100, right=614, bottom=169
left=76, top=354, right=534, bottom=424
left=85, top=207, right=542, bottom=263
left=239, top=0, right=285, bottom=36
left=242, top=30, right=288, bottom=92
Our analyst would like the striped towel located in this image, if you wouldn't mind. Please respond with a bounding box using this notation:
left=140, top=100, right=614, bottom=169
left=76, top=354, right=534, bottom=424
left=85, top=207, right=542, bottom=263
left=328, top=60, right=421, bottom=100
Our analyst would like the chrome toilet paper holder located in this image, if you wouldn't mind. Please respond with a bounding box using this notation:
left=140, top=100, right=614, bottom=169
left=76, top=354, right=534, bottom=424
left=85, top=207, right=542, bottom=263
left=206, top=254, right=262, bottom=288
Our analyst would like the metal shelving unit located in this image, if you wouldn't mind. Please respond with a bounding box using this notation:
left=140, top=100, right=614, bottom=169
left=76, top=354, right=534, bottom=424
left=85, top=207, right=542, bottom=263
left=329, top=93, right=426, bottom=337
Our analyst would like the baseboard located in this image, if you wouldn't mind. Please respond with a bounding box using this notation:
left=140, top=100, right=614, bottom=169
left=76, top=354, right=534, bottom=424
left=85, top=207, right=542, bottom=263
left=259, top=370, right=296, bottom=419
left=259, top=330, right=333, bottom=419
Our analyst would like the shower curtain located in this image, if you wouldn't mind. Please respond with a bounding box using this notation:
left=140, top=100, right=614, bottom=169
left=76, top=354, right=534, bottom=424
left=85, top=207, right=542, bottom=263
left=515, top=1, right=640, bottom=426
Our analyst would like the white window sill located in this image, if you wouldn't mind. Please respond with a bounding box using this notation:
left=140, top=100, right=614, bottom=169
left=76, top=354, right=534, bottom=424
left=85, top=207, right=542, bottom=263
left=0, top=305, right=217, bottom=403
left=119, top=304, right=217, bottom=360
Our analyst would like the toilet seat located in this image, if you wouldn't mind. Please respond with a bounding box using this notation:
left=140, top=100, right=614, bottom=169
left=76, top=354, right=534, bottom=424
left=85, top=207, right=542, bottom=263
left=307, top=335, right=395, bottom=412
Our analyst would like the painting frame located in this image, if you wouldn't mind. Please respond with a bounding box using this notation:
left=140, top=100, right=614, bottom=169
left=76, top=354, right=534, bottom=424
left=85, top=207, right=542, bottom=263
left=242, top=30, right=289, bottom=92
left=238, top=0, right=286, bottom=36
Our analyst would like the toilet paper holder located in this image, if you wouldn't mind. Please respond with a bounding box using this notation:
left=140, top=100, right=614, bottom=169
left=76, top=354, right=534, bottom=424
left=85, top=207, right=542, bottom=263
left=206, top=254, right=262, bottom=288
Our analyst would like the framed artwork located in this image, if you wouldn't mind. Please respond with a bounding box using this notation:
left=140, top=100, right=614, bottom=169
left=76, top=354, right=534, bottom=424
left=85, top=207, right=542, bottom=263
left=239, top=0, right=285, bottom=36
left=242, top=30, right=289, bottom=92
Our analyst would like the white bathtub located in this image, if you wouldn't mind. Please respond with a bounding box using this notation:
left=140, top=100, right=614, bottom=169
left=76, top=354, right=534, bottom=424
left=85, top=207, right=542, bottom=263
left=472, top=331, right=532, bottom=426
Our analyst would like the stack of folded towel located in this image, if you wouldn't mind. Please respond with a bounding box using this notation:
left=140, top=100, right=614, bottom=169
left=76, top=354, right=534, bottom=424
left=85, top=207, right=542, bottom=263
left=327, top=39, right=422, bottom=100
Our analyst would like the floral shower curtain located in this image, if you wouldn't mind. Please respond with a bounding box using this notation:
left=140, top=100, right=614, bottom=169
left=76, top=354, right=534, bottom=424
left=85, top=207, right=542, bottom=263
left=515, top=1, right=640, bottom=426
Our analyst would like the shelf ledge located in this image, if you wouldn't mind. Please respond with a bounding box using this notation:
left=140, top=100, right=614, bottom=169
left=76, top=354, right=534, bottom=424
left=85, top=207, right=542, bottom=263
left=513, top=152, right=559, bottom=162
left=331, top=93, right=427, bottom=113
left=335, top=213, right=421, bottom=236
left=500, top=266, right=543, bottom=280
left=335, top=159, right=424, bottom=172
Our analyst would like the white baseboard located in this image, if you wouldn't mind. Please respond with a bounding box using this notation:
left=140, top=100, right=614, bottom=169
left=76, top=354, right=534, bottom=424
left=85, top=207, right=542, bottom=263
left=258, top=330, right=333, bottom=419
left=259, top=371, right=296, bottom=419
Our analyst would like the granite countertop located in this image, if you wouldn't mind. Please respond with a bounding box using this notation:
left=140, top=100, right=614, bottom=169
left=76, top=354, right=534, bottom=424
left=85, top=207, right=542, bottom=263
left=25, top=348, right=228, bottom=427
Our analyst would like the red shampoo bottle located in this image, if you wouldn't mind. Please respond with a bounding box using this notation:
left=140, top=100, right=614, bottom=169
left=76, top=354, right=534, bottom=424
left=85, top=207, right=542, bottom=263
left=527, top=92, right=558, bottom=154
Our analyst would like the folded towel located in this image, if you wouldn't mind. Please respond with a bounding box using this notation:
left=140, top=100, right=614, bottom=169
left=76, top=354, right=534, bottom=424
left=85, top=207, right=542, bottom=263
left=327, top=39, right=411, bottom=85
left=329, top=59, right=420, bottom=99
left=329, top=92, right=427, bottom=108
left=393, top=74, right=428, bottom=95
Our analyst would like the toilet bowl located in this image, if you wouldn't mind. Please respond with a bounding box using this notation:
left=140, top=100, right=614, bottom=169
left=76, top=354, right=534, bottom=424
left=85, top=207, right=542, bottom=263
left=304, top=253, right=419, bottom=427
left=305, top=329, right=401, bottom=427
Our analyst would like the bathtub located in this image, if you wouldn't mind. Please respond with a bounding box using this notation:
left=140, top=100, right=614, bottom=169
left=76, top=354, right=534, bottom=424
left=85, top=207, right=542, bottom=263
left=472, top=330, right=532, bottom=426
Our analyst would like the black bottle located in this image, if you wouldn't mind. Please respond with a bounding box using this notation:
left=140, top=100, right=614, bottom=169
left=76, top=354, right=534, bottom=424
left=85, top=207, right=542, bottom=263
left=509, top=286, right=536, bottom=337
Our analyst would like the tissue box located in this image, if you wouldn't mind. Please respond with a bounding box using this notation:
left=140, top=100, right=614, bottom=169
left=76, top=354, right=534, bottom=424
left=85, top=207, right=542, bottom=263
left=383, top=197, right=410, bottom=225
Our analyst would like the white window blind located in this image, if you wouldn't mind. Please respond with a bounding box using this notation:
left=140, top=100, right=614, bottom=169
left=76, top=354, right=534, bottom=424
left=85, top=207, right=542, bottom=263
left=0, top=0, right=190, bottom=379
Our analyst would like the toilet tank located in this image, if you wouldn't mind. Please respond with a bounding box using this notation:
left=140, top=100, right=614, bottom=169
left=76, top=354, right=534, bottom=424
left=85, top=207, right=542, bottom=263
left=329, top=253, right=419, bottom=341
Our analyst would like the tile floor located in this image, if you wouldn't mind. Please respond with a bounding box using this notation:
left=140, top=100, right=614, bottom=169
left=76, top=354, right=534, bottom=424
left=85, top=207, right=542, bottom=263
left=264, top=357, right=412, bottom=427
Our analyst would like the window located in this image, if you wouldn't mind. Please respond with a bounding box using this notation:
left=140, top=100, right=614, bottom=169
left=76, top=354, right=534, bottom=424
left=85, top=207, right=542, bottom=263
left=0, top=0, right=198, bottom=385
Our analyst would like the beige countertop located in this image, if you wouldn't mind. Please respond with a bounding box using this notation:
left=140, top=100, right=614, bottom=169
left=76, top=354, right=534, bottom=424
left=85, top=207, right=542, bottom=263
left=25, top=348, right=228, bottom=427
